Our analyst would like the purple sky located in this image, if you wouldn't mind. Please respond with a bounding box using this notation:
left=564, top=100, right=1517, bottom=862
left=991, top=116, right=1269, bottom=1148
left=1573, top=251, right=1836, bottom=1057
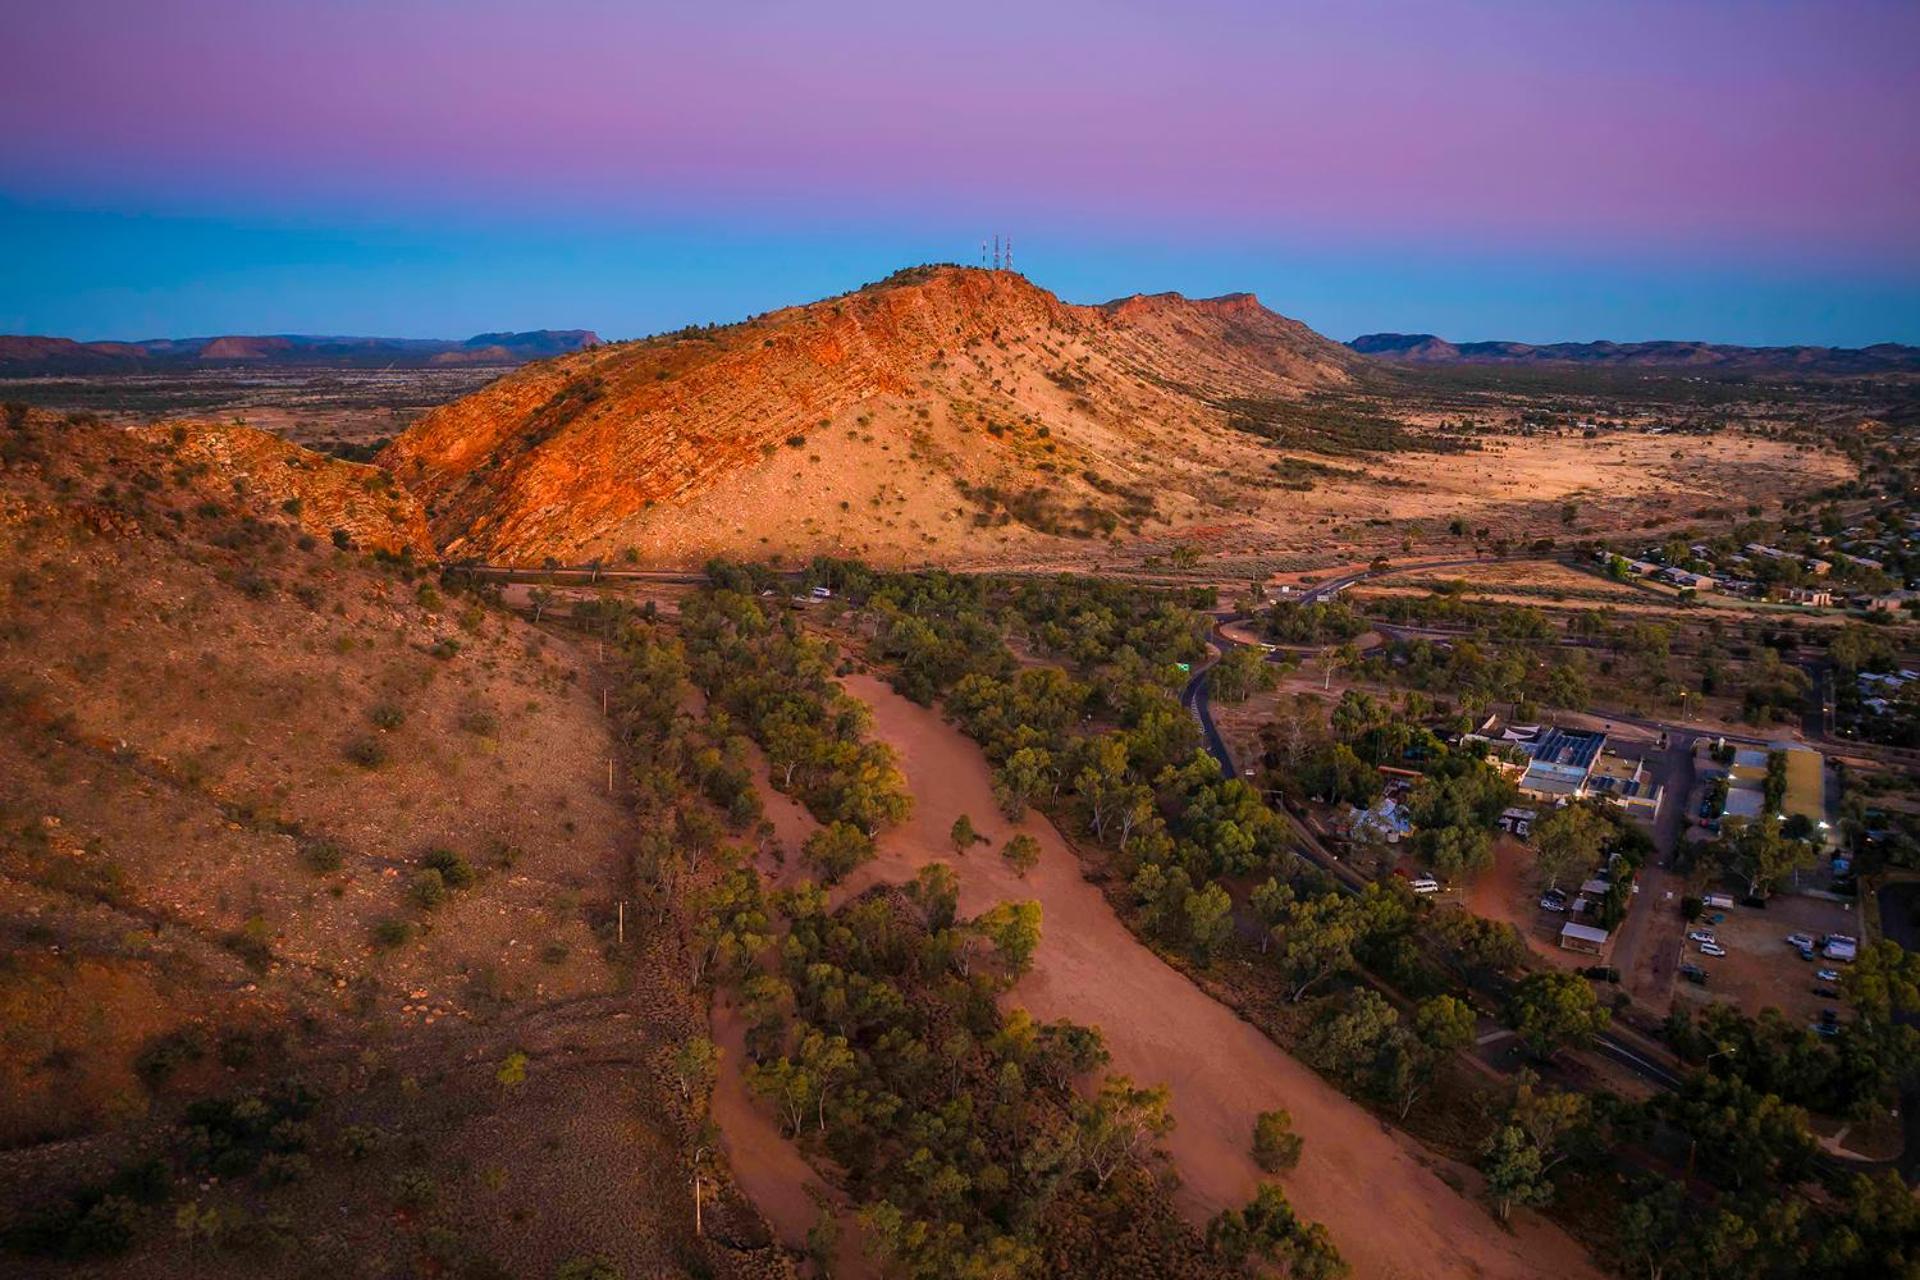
left=2, top=0, right=1916, bottom=342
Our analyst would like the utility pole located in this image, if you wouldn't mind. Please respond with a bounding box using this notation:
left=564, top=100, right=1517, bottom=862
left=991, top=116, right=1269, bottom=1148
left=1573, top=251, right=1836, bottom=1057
left=617, top=900, right=625, bottom=945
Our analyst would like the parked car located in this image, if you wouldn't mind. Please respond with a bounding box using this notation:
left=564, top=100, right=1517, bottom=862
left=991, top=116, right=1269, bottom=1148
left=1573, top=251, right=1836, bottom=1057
left=1687, top=930, right=1716, bottom=945
left=1812, top=987, right=1841, bottom=1000
left=1410, top=876, right=1441, bottom=895
left=1819, top=1009, right=1840, bottom=1025
left=1539, top=890, right=1569, bottom=912
left=1816, top=968, right=1841, bottom=983
left=1797, top=947, right=1816, bottom=962
left=1700, top=942, right=1728, bottom=957
left=1785, top=932, right=1816, bottom=951
left=1812, top=1022, right=1840, bottom=1037
left=1680, top=964, right=1708, bottom=985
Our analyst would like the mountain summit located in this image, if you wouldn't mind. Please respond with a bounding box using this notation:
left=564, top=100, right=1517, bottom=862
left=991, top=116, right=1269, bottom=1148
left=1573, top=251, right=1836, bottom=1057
left=381, top=266, right=1358, bottom=565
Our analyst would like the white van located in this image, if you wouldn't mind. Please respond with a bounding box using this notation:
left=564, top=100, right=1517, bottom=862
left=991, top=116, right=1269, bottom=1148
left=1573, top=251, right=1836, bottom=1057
left=1410, top=876, right=1441, bottom=895
left=1703, top=893, right=1736, bottom=909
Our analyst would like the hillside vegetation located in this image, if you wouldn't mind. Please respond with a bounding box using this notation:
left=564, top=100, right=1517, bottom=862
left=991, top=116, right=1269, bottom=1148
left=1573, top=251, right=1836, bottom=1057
left=0, top=411, right=774, bottom=1278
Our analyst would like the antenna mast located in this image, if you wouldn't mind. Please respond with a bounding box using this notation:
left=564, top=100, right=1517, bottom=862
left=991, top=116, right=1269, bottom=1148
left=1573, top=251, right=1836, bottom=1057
left=1005, top=235, right=1014, bottom=274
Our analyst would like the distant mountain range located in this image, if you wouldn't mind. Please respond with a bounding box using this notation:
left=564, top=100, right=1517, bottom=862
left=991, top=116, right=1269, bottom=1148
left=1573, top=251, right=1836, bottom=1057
left=1348, top=332, right=1920, bottom=374
left=0, top=329, right=600, bottom=374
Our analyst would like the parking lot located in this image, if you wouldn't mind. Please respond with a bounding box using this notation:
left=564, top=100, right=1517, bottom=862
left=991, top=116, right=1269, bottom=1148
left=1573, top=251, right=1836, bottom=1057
left=1669, top=892, right=1862, bottom=1030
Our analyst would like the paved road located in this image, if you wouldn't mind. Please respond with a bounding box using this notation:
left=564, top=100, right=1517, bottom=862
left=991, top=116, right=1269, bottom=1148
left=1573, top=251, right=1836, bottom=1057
left=1873, top=882, right=1920, bottom=1182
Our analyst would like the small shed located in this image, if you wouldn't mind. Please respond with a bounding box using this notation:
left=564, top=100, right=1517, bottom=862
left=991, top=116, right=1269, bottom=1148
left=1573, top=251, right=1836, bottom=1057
left=1559, top=922, right=1610, bottom=955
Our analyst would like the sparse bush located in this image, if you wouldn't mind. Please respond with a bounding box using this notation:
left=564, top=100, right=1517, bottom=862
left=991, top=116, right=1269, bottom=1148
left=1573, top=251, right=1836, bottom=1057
left=135, top=1027, right=207, bottom=1087
left=338, top=1124, right=387, bottom=1160
left=458, top=704, right=499, bottom=736
left=301, top=839, right=344, bottom=874
left=391, top=1169, right=438, bottom=1210
left=371, top=917, right=412, bottom=949
left=369, top=701, right=405, bottom=731
left=344, top=736, right=388, bottom=769
left=330, top=528, right=351, bottom=550
left=422, top=847, right=476, bottom=889
left=409, top=869, right=448, bottom=909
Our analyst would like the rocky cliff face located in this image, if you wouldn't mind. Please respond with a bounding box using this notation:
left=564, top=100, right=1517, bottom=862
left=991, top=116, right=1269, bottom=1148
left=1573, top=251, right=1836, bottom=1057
left=380, top=266, right=1359, bottom=565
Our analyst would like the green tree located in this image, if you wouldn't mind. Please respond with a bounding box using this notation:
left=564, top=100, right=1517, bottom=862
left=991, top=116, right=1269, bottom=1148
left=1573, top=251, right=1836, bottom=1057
left=1273, top=892, right=1363, bottom=1001
left=1210, top=645, right=1275, bottom=703
left=1531, top=803, right=1607, bottom=892
left=1845, top=939, right=1920, bottom=1025
left=1001, top=832, right=1042, bottom=878
left=972, top=900, right=1042, bottom=980
left=1712, top=815, right=1817, bottom=900
left=1306, top=988, right=1400, bottom=1086
left=909, top=861, right=960, bottom=932
left=670, top=1036, right=720, bottom=1105
left=1184, top=881, right=1234, bottom=964
left=1071, top=1076, right=1175, bottom=1190
left=992, top=747, right=1054, bottom=819
left=1207, top=1183, right=1347, bottom=1278
left=1504, top=970, right=1610, bottom=1058
left=1615, top=1178, right=1688, bottom=1280
left=1252, top=1108, right=1304, bottom=1173
left=950, top=812, right=982, bottom=854
left=1384, top=995, right=1477, bottom=1119
left=1480, top=1124, right=1551, bottom=1222
left=802, top=820, right=875, bottom=885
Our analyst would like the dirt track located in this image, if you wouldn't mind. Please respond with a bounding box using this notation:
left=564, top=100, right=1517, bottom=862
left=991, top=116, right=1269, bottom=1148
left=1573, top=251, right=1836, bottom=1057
left=832, top=673, right=1603, bottom=1280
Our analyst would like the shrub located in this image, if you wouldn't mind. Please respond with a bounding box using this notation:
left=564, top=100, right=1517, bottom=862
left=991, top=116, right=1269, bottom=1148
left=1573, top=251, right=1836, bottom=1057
left=330, top=528, right=351, bottom=550
left=135, top=1028, right=207, bottom=1086
left=1252, top=1108, right=1304, bottom=1172
left=371, top=918, right=412, bottom=949
left=369, top=701, right=406, bottom=731
left=459, top=704, right=499, bottom=736
left=344, top=736, right=388, bottom=769
left=409, top=869, right=448, bottom=909
left=422, top=847, right=476, bottom=890
left=301, top=839, right=345, bottom=874
left=392, top=1169, right=438, bottom=1209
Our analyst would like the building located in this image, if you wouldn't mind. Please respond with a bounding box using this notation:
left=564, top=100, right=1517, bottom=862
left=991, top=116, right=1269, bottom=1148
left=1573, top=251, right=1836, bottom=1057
left=1559, top=922, right=1610, bottom=955
left=1517, top=727, right=1606, bottom=800
left=1780, top=586, right=1834, bottom=608
left=1586, top=752, right=1665, bottom=817
left=1658, top=568, right=1716, bottom=592
left=1696, top=740, right=1829, bottom=843
left=1344, top=795, right=1412, bottom=844
left=1868, top=590, right=1918, bottom=613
